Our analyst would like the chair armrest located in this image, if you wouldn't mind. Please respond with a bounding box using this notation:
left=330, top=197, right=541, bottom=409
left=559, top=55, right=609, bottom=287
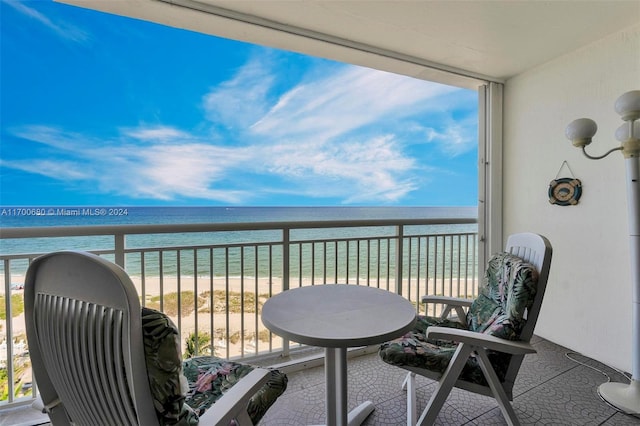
left=197, top=368, right=271, bottom=425
left=421, top=296, right=473, bottom=308
left=422, top=296, right=473, bottom=324
left=426, top=326, right=536, bottom=355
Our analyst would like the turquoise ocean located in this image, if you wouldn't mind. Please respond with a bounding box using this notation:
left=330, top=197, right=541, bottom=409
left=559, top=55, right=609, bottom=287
left=1, top=206, right=477, bottom=228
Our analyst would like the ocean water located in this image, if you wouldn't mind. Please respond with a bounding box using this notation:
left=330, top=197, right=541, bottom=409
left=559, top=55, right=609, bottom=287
left=0, top=206, right=476, bottom=228
left=0, top=207, right=478, bottom=279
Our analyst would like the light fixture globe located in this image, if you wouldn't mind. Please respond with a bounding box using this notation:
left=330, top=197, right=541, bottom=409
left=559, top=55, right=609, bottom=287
left=615, top=90, right=640, bottom=121
left=565, top=118, right=597, bottom=147
left=616, top=121, right=640, bottom=142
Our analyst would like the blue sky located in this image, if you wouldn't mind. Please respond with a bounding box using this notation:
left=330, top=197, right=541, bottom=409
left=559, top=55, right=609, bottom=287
left=0, top=0, right=478, bottom=207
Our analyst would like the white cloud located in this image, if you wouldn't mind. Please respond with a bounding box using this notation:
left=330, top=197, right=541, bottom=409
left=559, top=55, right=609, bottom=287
left=4, top=0, right=89, bottom=43
left=423, top=117, right=477, bottom=157
left=258, top=134, right=418, bottom=203
left=239, top=65, right=459, bottom=202
left=203, top=57, right=275, bottom=129
left=251, top=66, right=456, bottom=141
left=5, top=58, right=475, bottom=204
left=1, top=159, right=89, bottom=181
left=192, top=61, right=447, bottom=203
left=6, top=125, right=253, bottom=203
left=124, top=126, right=190, bottom=142
left=11, top=126, right=90, bottom=151
left=126, top=144, right=251, bottom=202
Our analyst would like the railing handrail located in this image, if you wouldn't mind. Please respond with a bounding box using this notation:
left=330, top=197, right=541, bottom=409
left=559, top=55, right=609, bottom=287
left=0, top=217, right=476, bottom=239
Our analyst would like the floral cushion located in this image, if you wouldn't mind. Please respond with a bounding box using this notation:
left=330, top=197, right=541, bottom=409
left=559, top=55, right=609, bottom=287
left=467, top=252, right=538, bottom=340
left=141, top=307, right=199, bottom=425
left=182, top=356, right=288, bottom=424
left=379, top=252, right=538, bottom=386
left=141, top=307, right=287, bottom=425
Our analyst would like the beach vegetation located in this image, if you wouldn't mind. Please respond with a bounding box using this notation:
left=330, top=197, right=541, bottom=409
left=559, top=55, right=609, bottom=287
left=258, top=329, right=271, bottom=343
left=0, top=363, right=30, bottom=401
left=147, top=291, right=197, bottom=317
left=184, top=331, right=212, bottom=358
left=229, top=331, right=241, bottom=345
left=200, top=290, right=264, bottom=314
left=0, top=294, right=24, bottom=320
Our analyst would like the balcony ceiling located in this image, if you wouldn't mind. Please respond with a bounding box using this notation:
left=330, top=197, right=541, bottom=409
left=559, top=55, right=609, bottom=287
left=56, top=0, right=640, bottom=87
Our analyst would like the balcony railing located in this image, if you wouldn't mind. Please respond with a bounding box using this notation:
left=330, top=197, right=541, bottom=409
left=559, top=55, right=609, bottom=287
left=0, top=217, right=478, bottom=407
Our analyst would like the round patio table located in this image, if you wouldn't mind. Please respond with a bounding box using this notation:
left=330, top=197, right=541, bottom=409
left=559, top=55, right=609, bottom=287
left=261, top=284, right=417, bottom=426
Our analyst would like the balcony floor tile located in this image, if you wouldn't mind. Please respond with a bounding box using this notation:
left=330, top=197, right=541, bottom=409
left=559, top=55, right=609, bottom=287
left=259, top=336, right=640, bottom=425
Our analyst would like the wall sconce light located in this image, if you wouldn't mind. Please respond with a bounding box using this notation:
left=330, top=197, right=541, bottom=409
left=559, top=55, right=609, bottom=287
left=565, top=90, right=640, bottom=414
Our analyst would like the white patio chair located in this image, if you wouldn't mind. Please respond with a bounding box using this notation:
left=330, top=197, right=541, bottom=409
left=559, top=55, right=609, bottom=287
left=380, top=232, right=553, bottom=426
left=24, top=250, right=286, bottom=425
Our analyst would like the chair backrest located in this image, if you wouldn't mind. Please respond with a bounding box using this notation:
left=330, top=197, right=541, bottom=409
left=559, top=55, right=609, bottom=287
left=501, top=233, right=553, bottom=392
left=504, top=232, right=553, bottom=342
left=24, top=251, right=159, bottom=425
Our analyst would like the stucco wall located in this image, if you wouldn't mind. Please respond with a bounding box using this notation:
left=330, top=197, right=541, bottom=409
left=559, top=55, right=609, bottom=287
left=503, top=23, right=640, bottom=371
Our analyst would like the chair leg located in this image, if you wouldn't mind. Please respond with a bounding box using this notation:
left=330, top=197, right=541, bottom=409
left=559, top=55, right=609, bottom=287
left=403, top=372, right=417, bottom=426
left=417, top=343, right=474, bottom=426
left=475, top=348, right=521, bottom=426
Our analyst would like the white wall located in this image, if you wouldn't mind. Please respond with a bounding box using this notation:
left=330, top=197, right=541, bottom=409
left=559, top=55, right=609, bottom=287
left=503, top=23, right=640, bottom=372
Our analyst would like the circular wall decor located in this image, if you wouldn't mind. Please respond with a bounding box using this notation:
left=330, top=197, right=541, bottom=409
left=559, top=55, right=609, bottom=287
left=549, top=178, right=582, bottom=206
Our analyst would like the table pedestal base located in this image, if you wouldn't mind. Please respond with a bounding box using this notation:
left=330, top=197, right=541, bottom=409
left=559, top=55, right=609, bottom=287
left=323, top=347, right=375, bottom=426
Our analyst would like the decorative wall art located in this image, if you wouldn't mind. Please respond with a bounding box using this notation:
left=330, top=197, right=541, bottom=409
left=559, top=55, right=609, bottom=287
left=549, top=161, right=582, bottom=206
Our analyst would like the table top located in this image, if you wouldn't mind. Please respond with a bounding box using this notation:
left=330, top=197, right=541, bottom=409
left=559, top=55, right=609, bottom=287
left=261, top=284, right=417, bottom=348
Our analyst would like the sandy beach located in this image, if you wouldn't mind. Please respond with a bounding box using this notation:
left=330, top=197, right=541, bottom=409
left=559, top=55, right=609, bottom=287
left=3, top=273, right=478, bottom=359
